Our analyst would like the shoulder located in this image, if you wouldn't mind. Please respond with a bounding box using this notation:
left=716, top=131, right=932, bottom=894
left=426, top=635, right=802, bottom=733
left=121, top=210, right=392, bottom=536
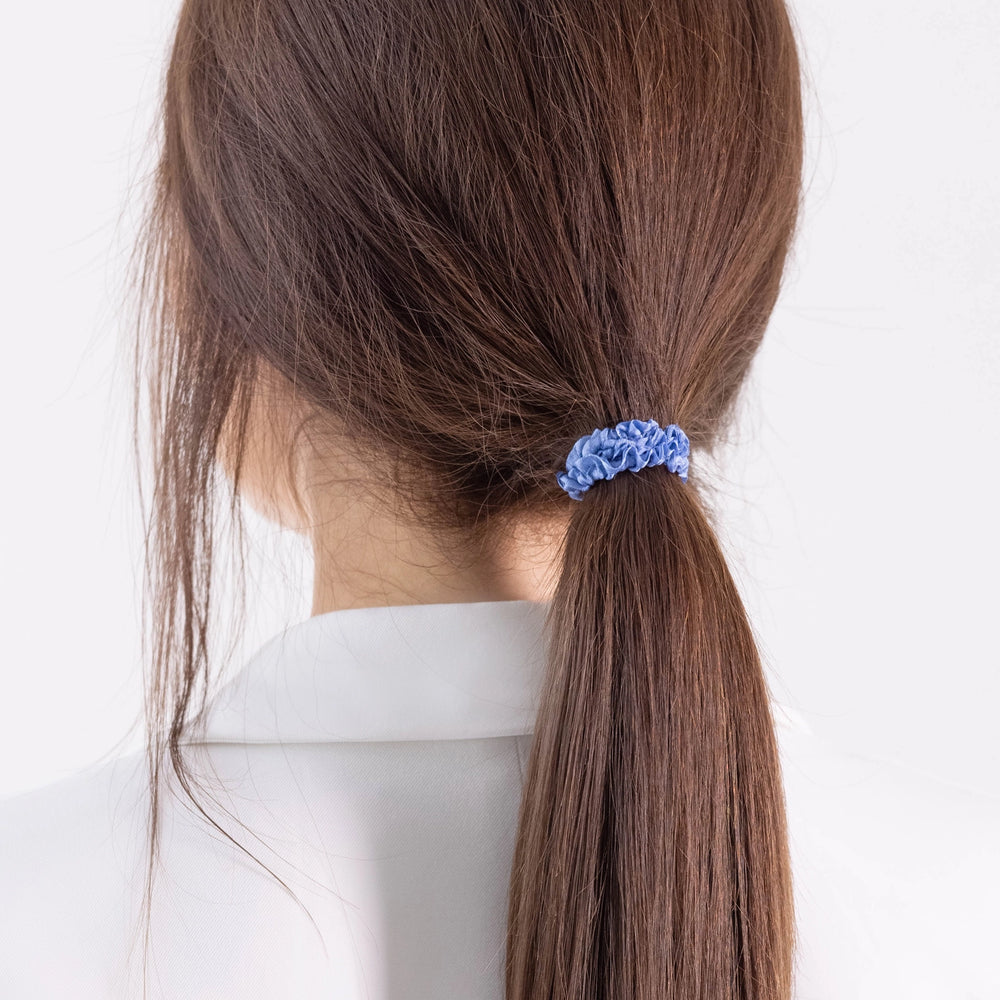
left=777, top=725, right=1000, bottom=998
left=0, top=750, right=151, bottom=996
left=0, top=748, right=151, bottom=896
left=0, top=743, right=356, bottom=999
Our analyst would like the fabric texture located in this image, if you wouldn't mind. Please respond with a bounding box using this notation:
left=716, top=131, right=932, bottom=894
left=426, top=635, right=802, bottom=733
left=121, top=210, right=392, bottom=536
left=0, top=598, right=996, bottom=999
left=556, top=419, right=690, bottom=499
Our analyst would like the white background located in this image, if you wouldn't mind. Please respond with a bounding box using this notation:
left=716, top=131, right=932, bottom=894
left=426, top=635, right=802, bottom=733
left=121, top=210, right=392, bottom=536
left=0, top=1, right=996, bottom=800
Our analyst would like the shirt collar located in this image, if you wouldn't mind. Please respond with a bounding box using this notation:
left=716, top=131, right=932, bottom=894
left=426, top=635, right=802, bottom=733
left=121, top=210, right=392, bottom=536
left=183, top=598, right=810, bottom=745
left=186, top=599, right=550, bottom=745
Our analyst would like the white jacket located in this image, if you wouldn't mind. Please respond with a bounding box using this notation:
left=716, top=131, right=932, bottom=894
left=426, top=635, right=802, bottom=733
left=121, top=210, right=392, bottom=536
left=0, top=599, right=996, bottom=998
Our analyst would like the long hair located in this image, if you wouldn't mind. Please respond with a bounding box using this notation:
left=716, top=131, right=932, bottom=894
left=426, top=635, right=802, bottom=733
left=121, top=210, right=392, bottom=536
left=131, top=1, right=806, bottom=997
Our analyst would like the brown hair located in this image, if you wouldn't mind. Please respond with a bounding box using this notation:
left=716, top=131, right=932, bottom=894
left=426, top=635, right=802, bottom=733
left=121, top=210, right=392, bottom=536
left=131, top=0, right=806, bottom=997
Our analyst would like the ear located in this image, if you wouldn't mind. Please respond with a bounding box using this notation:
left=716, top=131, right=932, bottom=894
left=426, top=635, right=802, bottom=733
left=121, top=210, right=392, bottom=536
left=219, top=361, right=313, bottom=534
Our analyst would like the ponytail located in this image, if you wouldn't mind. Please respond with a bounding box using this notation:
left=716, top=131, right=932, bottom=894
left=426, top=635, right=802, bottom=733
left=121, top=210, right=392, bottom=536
left=507, top=462, right=793, bottom=999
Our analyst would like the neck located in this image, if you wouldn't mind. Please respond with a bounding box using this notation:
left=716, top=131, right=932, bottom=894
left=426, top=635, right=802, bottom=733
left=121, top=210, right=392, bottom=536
left=304, top=474, right=566, bottom=616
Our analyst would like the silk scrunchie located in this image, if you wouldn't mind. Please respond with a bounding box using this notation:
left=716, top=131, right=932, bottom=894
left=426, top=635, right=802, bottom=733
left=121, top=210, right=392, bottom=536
left=556, top=418, right=690, bottom=500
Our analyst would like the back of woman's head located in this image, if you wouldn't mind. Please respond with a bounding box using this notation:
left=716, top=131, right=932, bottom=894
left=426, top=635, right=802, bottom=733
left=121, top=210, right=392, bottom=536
left=136, top=0, right=805, bottom=997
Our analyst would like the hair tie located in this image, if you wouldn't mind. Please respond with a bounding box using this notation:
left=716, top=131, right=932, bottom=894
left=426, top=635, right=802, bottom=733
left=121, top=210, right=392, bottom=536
left=556, top=418, right=690, bottom=500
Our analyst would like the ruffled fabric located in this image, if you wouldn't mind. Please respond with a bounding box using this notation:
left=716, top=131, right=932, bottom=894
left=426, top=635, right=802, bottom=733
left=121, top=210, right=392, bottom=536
left=555, top=418, right=690, bottom=500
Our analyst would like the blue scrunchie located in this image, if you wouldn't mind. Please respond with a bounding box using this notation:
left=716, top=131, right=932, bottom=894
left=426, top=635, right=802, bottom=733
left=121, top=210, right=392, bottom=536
left=556, top=418, right=690, bottom=500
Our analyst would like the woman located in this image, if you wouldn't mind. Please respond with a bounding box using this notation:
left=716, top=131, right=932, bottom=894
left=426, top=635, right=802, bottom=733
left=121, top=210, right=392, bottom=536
left=0, top=1, right=995, bottom=998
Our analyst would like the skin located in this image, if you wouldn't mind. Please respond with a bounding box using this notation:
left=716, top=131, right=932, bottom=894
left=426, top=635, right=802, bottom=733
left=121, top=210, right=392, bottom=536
left=220, top=365, right=568, bottom=616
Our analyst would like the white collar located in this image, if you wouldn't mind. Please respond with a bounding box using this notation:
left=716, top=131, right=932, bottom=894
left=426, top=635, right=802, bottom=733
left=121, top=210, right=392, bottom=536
left=185, top=600, right=550, bottom=744
left=182, top=598, right=810, bottom=745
